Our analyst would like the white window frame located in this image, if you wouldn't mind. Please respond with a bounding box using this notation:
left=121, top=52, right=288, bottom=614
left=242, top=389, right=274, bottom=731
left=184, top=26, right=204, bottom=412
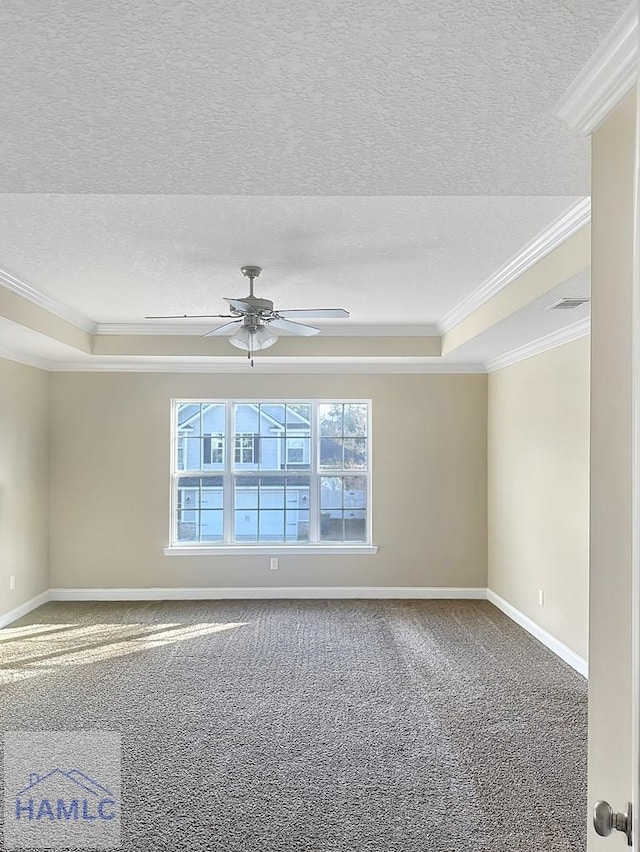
left=165, top=399, right=377, bottom=555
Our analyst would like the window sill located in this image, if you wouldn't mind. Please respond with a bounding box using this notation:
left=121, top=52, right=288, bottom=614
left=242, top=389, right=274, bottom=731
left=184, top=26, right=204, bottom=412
left=163, top=545, right=378, bottom=556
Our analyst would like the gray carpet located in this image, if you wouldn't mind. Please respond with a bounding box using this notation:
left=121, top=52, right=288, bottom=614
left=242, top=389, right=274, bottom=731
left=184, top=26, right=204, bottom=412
left=0, top=600, right=587, bottom=851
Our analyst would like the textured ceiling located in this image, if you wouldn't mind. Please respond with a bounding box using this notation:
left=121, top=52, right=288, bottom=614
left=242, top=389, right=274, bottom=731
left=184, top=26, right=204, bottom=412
left=0, top=0, right=627, bottom=194
left=0, top=194, right=579, bottom=325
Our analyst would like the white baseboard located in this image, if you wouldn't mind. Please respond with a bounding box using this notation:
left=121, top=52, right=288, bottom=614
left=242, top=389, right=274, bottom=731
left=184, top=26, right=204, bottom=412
left=487, top=589, right=588, bottom=678
left=0, top=590, right=51, bottom=629
left=2, top=588, right=587, bottom=680
left=49, top=586, right=488, bottom=601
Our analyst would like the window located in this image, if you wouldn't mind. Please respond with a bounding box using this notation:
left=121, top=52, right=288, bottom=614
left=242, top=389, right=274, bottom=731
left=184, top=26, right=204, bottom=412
left=171, top=400, right=370, bottom=546
left=203, top=434, right=224, bottom=465
left=286, top=437, right=305, bottom=465
left=234, top=433, right=258, bottom=466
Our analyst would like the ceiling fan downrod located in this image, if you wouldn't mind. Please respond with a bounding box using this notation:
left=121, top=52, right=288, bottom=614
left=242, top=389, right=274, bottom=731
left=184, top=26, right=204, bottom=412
left=240, top=265, right=262, bottom=300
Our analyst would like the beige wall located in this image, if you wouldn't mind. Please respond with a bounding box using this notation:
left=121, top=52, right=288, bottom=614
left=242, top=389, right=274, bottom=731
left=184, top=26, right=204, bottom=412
left=488, top=337, right=590, bottom=660
left=588, top=91, right=635, bottom=848
left=0, top=358, right=50, bottom=619
left=48, top=371, right=487, bottom=590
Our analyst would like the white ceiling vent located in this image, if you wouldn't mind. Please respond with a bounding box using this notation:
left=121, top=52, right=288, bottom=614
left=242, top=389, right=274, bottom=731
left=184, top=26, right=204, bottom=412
left=546, top=297, right=591, bottom=311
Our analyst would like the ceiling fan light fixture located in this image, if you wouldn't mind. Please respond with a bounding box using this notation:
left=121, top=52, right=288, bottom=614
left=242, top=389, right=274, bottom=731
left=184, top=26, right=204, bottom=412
left=229, top=324, right=278, bottom=351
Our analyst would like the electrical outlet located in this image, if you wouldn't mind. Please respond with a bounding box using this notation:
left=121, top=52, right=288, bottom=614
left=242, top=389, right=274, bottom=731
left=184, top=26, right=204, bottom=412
left=9, top=574, right=15, bottom=591
left=538, top=589, right=544, bottom=607
left=270, top=557, right=278, bottom=571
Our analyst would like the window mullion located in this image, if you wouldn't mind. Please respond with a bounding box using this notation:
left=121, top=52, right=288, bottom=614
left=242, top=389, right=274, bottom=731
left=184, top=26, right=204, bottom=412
left=171, top=472, right=177, bottom=547
left=366, top=400, right=372, bottom=546
left=170, top=400, right=179, bottom=547
left=224, top=402, right=234, bottom=544
left=309, top=400, right=319, bottom=543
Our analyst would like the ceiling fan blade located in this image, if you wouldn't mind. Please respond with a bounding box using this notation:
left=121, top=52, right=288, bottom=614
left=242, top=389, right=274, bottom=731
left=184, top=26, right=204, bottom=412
left=145, top=313, right=234, bottom=319
left=276, top=308, right=350, bottom=319
left=223, top=297, right=250, bottom=313
left=204, top=320, right=243, bottom=337
left=269, top=318, right=321, bottom=336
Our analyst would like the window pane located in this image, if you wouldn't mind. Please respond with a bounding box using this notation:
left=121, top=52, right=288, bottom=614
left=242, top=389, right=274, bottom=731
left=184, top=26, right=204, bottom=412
left=286, top=437, right=309, bottom=469
left=234, top=403, right=259, bottom=434
left=177, top=476, right=202, bottom=488
left=320, top=477, right=343, bottom=509
left=178, top=437, right=202, bottom=470
left=232, top=475, right=310, bottom=542
left=344, top=476, right=367, bottom=509
left=287, top=404, right=311, bottom=427
left=320, top=511, right=367, bottom=542
left=177, top=403, right=202, bottom=437
left=177, top=476, right=224, bottom=543
left=259, top=510, right=285, bottom=542
left=286, top=477, right=310, bottom=541
left=320, top=437, right=343, bottom=470
left=260, top=480, right=285, bottom=508
left=234, top=403, right=260, bottom=469
left=344, top=438, right=367, bottom=470
left=202, top=435, right=225, bottom=469
left=288, top=510, right=309, bottom=542
left=320, top=476, right=367, bottom=543
left=344, top=404, right=368, bottom=437
left=234, top=434, right=259, bottom=468
left=177, top=514, right=199, bottom=542
left=319, top=403, right=344, bottom=437
left=200, top=510, right=223, bottom=542
left=344, top=510, right=366, bottom=541
left=176, top=404, right=226, bottom=471
left=260, top=404, right=285, bottom=435
left=201, top=404, right=225, bottom=435
left=286, top=439, right=304, bottom=463
left=235, top=478, right=259, bottom=509
left=235, top=510, right=258, bottom=541
left=320, top=512, right=343, bottom=541
left=258, top=436, right=283, bottom=471
left=201, top=479, right=223, bottom=509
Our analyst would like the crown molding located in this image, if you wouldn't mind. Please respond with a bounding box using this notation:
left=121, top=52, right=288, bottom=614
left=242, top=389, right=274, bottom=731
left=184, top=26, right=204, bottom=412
left=0, top=266, right=95, bottom=333
left=555, top=1, right=638, bottom=134
left=485, top=317, right=591, bottom=373
left=97, top=322, right=226, bottom=336
left=0, top=343, right=53, bottom=371
left=439, top=198, right=591, bottom=335
left=51, top=358, right=486, bottom=375
left=95, top=322, right=441, bottom=337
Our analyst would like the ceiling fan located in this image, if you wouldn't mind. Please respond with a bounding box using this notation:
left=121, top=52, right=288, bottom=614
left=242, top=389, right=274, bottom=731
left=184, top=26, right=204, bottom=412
left=145, top=266, right=350, bottom=365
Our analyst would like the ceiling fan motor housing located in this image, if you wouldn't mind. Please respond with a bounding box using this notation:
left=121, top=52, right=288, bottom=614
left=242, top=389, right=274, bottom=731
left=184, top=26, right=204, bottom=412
left=232, top=296, right=275, bottom=315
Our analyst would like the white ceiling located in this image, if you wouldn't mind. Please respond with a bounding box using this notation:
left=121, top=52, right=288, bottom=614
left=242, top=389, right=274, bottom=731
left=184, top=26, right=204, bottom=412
left=0, top=194, right=581, bottom=326
left=0, top=0, right=627, bottom=194
left=0, top=0, right=620, bottom=370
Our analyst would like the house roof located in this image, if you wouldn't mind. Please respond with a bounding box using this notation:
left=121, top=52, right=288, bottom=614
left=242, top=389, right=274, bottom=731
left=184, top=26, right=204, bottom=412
left=177, top=403, right=310, bottom=432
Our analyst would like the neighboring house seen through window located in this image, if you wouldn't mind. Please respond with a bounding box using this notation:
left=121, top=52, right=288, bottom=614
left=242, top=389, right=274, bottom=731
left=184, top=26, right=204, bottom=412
left=203, top=434, right=224, bottom=466
left=172, top=400, right=370, bottom=546
left=234, top=433, right=258, bottom=465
